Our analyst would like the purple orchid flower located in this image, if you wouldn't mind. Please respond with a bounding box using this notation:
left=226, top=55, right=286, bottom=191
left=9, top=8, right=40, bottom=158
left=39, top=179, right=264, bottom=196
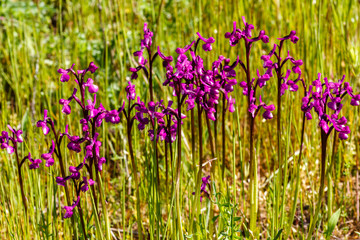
left=97, top=157, right=106, bottom=172
left=157, top=46, right=174, bottom=67
left=241, top=16, right=254, bottom=38
left=0, top=126, right=24, bottom=154
left=301, top=73, right=358, bottom=140
left=175, top=41, right=195, bottom=55
left=277, top=30, right=299, bottom=44
left=36, top=110, right=51, bottom=135
left=61, top=125, right=88, bottom=153
left=225, top=22, right=242, bottom=46
left=141, top=22, right=153, bottom=51
left=7, top=125, right=23, bottom=143
left=59, top=88, right=79, bottom=115
left=196, top=32, right=215, bottom=51
left=105, top=110, right=121, bottom=124
left=41, top=140, right=55, bottom=167
left=63, top=196, right=80, bottom=219
left=84, top=78, right=99, bottom=93
left=56, top=176, right=71, bottom=187
left=0, top=131, right=14, bottom=154
left=80, top=177, right=95, bottom=192
left=125, top=81, right=136, bottom=100
left=58, top=64, right=75, bottom=82
left=88, top=62, right=98, bottom=73
left=28, top=152, right=42, bottom=169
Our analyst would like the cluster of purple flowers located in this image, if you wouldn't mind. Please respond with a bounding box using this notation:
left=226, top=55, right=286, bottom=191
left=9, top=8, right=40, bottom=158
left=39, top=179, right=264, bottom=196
left=261, top=45, right=303, bottom=96
left=130, top=23, right=154, bottom=81
left=158, top=31, right=237, bottom=122
left=31, top=61, right=124, bottom=217
left=0, top=125, right=23, bottom=154
left=122, top=80, right=181, bottom=143
left=0, top=124, right=56, bottom=169
left=225, top=17, right=269, bottom=46
left=137, top=100, right=184, bottom=143
left=224, top=18, right=275, bottom=120
left=301, top=73, right=360, bottom=140
left=2, top=18, right=358, bottom=228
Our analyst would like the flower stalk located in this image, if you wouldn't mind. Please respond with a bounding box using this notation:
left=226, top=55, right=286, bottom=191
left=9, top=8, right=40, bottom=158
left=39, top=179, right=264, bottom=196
left=14, top=143, right=28, bottom=214
left=126, top=101, right=143, bottom=240
left=306, top=129, right=328, bottom=239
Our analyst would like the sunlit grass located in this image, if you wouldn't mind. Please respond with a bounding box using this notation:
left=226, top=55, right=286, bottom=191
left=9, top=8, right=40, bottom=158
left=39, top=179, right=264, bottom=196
left=0, top=0, right=359, bottom=239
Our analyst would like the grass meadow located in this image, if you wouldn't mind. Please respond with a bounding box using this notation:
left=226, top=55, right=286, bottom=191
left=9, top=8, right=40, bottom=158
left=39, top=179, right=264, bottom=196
left=0, top=0, right=359, bottom=239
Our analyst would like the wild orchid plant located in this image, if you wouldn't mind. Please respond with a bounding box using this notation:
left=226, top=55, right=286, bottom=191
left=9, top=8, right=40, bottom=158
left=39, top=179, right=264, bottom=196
left=130, top=23, right=179, bottom=239
left=30, top=62, right=119, bottom=238
left=120, top=79, right=184, bottom=240
left=158, top=31, right=239, bottom=237
left=260, top=31, right=303, bottom=233
left=130, top=23, right=157, bottom=102
left=301, top=73, right=359, bottom=239
left=225, top=17, right=275, bottom=233
left=131, top=22, right=239, bottom=237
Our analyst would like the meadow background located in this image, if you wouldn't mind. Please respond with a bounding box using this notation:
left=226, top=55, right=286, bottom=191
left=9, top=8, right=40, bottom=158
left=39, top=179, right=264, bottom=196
left=0, top=0, right=359, bottom=239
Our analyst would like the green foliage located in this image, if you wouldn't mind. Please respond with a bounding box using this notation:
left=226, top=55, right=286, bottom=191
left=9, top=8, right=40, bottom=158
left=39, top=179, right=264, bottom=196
left=324, top=208, right=341, bottom=239
left=0, top=0, right=359, bottom=239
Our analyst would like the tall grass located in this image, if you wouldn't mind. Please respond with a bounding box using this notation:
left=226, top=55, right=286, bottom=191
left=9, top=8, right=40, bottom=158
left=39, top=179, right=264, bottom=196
left=0, top=0, right=359, bottom=239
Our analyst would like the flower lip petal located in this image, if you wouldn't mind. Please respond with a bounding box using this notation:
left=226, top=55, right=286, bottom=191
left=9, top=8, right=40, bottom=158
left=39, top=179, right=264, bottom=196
left=60, top=74, right=70, bottom=82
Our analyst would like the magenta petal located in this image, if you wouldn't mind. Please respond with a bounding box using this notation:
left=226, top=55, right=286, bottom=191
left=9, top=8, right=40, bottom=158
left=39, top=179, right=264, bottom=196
left=263, top=110, right=273, bottom=120
left=88, top=84, right=99, bottom=93
left=60, top=74, right=70, bottom=82
left=69, top=166, right=78, bottom=173
left=7, top=145, right=14, bottom=154
left=338, top=132, right=348, bottom=140
left=88, top=62, right=98, bottom=73
left=62, top=105, right=71, bottom=115
left=46, top=158, right=54, bottom=167
left=57, top=68, right=67, bottom=74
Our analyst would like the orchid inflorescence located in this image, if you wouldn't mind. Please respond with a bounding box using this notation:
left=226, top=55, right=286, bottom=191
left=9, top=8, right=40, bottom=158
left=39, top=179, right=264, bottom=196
left=301, top=73, right=360, bottom=140
left=157, top=32, right=238, bottom=122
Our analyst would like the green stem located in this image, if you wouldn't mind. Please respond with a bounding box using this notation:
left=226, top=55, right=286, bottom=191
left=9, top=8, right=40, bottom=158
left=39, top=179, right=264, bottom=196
left=191, top=108, right=196, bottom=178
left=193, top=105, right=203, bottom=237
left=285, top=112, right=306, bottom=239
left=153, top=125, right=161, bottom=240
left=306, top=129, right=328, bottom=239
left=77, top=201, right=88, bottom=239
left=249, top=116, right=257, bottom=233
left=222, top=94, right=226, bottom=180
left=176, top=90, right=183, bottom=240
left=275, top=76, right=282, bottom=233
left=280, top=98, right=293, bottom=228
left=52, top=126, right=78, bottom=238
left=206, top=116, right=216, bottom=238
left=14, top=144, right=27, bottom=214
left=96, top=172, right=111, bottom=240
left=244, top=41, right=257, bottom=234
left=128, top=124, right=143, bottom=240
left=327, top=133, right=337, bottom=219
left=165, top=141, right=169, bottom=205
